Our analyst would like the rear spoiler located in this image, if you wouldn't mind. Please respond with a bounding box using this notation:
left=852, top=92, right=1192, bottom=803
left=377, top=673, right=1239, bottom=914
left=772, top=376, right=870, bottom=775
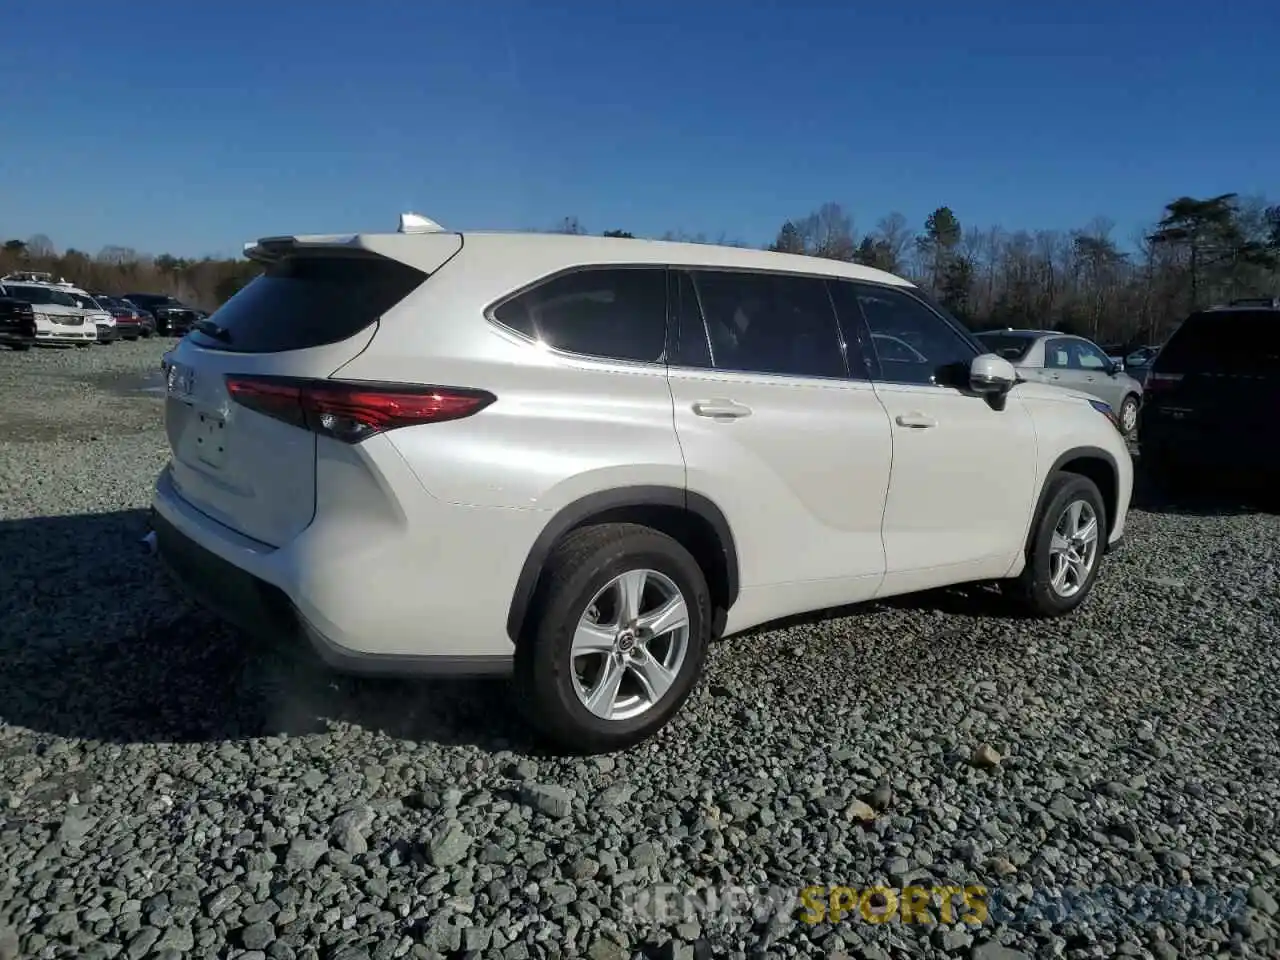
left=243, top=234, right=363, bottom=264
left=244, top=212, right=451, bottom=265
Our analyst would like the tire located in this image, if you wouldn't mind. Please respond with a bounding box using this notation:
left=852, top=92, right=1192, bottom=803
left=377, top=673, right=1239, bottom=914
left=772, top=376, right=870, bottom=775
left=75, top=342, right=91, bottom=348
left=141, top=330, right=152, bottom=339
left=11, top=344, right=31, bottom=351
left=514, top=522, right=711, bottom=753
left=1008, top=472, right=1108, bottom=617
left=1118, top=394, right=1140, bottom=437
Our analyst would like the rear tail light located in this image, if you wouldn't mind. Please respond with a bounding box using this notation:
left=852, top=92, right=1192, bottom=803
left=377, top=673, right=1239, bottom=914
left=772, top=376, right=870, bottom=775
left=1144, top=372, right=1183, bottom=394
left=224, top=375, right=496, bottom=443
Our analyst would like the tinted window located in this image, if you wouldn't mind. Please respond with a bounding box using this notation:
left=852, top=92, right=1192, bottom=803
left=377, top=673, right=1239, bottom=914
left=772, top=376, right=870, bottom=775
left=493, top=267, right=667, bottom=363
left=189, top=254, right=426, bottom=354
left=1044, top=338, right=1072, bottom=369
left=850, top=284, right=976, bottom=385
left=686, top=270, right=847, bottom=379
left=1157, top=310, right=1280, bottom=375
left=1073, top=340, right=1110, bottom=370
left=975, top=332, right=1035, bottom=362
left=3, top=284, right=78, bottom=307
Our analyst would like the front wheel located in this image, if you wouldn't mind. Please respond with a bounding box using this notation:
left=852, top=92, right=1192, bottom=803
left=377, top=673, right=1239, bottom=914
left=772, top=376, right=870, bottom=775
left=1118, top=394, right=1140, bottom=436
left=1008, top=472, right=1107, bottom=617
left=515, top=523, right=710, bottom=753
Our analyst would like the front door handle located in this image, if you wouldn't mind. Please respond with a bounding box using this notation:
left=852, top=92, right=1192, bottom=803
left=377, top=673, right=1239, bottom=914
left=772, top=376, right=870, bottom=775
left=692, top=399, right=752, bottom=419
left=895, top=412, right=938, bottom=429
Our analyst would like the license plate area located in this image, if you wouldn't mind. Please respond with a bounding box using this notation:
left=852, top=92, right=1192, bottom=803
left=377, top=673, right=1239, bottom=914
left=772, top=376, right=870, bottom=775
left=194, top=412, right=227, bottom=469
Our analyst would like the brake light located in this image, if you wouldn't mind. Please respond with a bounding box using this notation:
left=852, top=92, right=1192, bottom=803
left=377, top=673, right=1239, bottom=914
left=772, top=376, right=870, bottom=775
left=1144, top=372, right=1183, bottom=394
left=224, top=375, right=496, bottom=443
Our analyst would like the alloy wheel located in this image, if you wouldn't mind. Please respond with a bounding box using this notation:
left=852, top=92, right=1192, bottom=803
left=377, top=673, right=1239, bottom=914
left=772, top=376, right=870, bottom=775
left=570, top=569, right=690, bottom=721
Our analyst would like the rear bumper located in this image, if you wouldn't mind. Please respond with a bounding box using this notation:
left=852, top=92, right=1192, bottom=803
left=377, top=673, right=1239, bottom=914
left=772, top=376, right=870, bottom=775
left=150, top=460, right=534, bottom=676
left=151, top=502, right=512, bottom=677
left=1140, top=416, right=1280, bottom=474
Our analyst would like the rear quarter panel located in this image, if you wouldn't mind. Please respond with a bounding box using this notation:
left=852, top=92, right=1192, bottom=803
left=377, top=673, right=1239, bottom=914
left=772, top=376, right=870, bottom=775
left=331, top=244, right=686, bottom=512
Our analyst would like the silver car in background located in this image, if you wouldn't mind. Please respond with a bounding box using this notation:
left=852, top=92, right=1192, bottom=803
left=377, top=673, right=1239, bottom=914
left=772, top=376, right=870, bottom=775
left=976, top=329, right=1145, bottom=435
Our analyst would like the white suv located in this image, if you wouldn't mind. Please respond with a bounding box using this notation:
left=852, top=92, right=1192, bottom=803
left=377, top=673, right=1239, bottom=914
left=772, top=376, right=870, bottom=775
left=151, top=215, right=1132, bottom=752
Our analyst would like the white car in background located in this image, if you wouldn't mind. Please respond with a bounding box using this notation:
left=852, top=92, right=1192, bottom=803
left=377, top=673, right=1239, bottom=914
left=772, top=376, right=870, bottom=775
left=64, top=287, right=117, bottom=344
left=0, top=280, right=97, bottom=346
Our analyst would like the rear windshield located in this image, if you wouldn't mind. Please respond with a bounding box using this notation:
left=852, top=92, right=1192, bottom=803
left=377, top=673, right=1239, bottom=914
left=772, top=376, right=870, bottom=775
left=976, top=332, right=1035, bottom=362
left=189, top=254, right=426, bottom=353
left=1157, top=310, right=1280, bottom=375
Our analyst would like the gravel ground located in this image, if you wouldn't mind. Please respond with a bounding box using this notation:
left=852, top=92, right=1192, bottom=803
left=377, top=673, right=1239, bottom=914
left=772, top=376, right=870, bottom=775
left=1, top=341, right=1278, bottom=960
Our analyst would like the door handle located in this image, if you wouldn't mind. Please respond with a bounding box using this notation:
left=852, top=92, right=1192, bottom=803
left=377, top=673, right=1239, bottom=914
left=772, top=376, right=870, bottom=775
left=895, top=412, right=938, bottom=429
left=692, top=399, right=752, bottom=419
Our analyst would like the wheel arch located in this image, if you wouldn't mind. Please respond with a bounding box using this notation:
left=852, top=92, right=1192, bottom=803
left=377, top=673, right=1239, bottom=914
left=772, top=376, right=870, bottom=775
left=506, top=486, right=739, bottom=643
left=1032, top=446, right=1121, bottom=548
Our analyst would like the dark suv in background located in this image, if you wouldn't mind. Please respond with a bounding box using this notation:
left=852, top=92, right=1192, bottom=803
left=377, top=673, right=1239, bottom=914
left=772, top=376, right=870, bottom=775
left=0, top=290, right=37, bottom=350
left=121, top=293, right=200, bottom=336
left=1139, top=298, right=1280, bottom=494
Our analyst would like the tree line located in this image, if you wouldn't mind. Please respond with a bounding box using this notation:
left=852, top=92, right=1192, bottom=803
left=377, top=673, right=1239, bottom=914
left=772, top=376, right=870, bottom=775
left=558, top=194, right=1280, bottom=346
left=5, top=193, right=1278, bottom=345
left=0, top=236, right=259, bottom=313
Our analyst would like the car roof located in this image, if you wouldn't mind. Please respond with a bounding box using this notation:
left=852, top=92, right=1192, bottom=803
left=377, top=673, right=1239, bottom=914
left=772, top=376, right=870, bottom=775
left=247, top=229, right=917, bottom=288
left=977, top=328, right=1055, bottom=338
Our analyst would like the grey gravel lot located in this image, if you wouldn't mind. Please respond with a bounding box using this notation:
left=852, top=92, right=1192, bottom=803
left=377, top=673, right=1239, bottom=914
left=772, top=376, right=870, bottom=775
left=1, top=340, right=1278, bottom=960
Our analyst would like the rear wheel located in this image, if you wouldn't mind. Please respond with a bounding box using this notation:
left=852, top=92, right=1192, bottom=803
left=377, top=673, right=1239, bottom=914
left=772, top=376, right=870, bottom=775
left=1009, top=472, right=1107, bottom=617
left=515, top=523, right=710, bottom=753
left=11, top=343, right=31, bottom=352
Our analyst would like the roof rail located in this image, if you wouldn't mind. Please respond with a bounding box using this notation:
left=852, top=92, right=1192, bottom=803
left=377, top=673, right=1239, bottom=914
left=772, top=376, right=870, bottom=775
left=1225, top=296, right=1280, bottom=309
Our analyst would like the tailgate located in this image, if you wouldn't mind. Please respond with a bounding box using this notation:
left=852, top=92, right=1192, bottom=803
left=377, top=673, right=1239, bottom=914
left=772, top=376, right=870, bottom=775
left=162, top=234, right=462, bottom=546
left=164, top=337, right=370, bottom=546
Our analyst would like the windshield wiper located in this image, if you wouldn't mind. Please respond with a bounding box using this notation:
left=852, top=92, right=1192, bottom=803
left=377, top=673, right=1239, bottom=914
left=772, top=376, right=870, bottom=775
left=193, top=318, right=232, bottom=342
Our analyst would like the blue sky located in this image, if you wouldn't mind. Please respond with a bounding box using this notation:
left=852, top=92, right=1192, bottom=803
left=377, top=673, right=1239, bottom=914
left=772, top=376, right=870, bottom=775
left=2, top=0, right=1277, bottom=259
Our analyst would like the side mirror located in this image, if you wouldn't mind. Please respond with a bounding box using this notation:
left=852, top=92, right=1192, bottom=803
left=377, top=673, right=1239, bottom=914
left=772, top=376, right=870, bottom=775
left=970, top=353, right=1017, bottom=395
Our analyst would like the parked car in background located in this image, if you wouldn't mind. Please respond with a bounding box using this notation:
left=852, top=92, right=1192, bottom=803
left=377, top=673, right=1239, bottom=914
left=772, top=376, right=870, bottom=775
left=151, top=215, right=1133, bottom=752
left=1124, top=345, right=1160, bottom=376
left=0, top=289, right=37, bottom=350
left=121, top=293, right=198, bottom=336
left=91, top=294, right=145, bottom=340
left=1139, top=299, right=1280, bottom=492
left=0, top=280, right=97, bottom=346
left=974, top=329, right=1145, bottom=435
left=65, top=289, right=117, bottom=344
left=120, top=299, right=157, bottom=338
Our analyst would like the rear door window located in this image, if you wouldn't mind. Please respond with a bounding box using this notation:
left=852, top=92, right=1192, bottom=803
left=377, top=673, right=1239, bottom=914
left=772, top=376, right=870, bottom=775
left=682, top=269, right=850, bottom=379
left=1158, top=310, right=1280, bottom=375
left=976, top=333, right=1035, bottom=362
left=189, top=254, right=424, bottom=353
left=492, top=267, right=668, bottom=363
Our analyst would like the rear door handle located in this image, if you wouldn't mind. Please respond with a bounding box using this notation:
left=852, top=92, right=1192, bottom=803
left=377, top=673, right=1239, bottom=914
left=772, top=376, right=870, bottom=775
left=692, top=399, right=752, bottom=419
left=895, top=412, right=938, bottom=429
